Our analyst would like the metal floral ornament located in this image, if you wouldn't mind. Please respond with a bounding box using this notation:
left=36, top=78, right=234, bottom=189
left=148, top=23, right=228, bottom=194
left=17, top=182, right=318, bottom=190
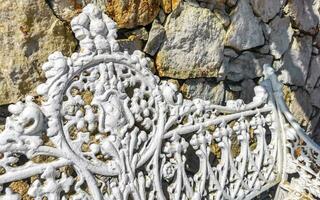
left=0, top=4, right=319, bottom=200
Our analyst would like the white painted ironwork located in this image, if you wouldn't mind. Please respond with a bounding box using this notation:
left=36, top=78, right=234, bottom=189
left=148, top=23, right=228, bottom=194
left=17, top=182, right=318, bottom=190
left=0, top=4, right=319, bottom=200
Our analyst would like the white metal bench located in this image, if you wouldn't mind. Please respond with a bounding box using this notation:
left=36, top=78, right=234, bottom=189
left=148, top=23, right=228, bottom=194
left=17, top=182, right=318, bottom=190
left=0, top=4, right=319, bottom=200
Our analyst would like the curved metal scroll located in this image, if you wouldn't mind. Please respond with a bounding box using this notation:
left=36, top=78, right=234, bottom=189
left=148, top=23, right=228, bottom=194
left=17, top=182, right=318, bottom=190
left=0, top=4, right=319, bottom=200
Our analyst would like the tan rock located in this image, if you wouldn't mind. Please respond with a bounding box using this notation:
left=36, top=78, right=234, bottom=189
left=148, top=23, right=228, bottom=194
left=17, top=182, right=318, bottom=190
left=0, top=0, right=77, bottom=105
left=161, top=0, right=182, bottom=13
left=106, top=0, right=160, bottom=28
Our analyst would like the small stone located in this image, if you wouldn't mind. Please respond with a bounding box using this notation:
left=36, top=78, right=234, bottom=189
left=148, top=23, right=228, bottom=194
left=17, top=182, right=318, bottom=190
left=156, top=3, right=225, bottom=79
left=161, top=0, right=172, bottom=13
left=118, top=38, right=144, bottom=54
left=172, top=0, right=182, bottom=10
left=224, top=0, right=265, bottom=51
left=224, top=48, right=238, bottom=58
left=144, top=20, right=166, bottom=56
left=240, top=79, right=256, bottom=103
left=227, top=82, right=242, bottom=92
left=279, top=35, right=312, bottom=86
left=180, top=79, right=225, bottom=105
left=160, top=0, right=182, bottom=13
left=306, top=55, right=320, bottom=92
left=250, top=0, right=281, bottom=22
left=284, top=0, right=318, bottom=33
left=221, top=51, right=273, bottom=82
left=106, top=0, right=160, bottom=28
left=269, top=16, right=294, bottom=59
left=214, top=9, right=230, bottom=27
left=227, top=0, right=237, bottom=7
left=124, top=27, right=149, bottom=41
left=158, top=9, right=167, bottom=24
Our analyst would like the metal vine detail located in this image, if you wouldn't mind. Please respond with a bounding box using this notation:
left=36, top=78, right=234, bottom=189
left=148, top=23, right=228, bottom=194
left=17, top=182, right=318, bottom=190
left=0, top=4, right=319, bottom=200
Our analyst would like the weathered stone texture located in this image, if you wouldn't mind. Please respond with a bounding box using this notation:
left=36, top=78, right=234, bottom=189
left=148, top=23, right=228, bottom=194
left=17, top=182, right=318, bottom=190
left=285, top=0, right=319, bottom=34
left=180, top=79, right=225, bottom=105
left=221, top=52, right=273, bottom=82
left=106, top=0, right=161, bottom=28
left=279, top=35, right=313, bottom=86
left=0, top=0, right=77, bottom=105
left=250, top=0, right=281, bottom=22
left=269, top=16, right=294, bottom=59
left=156, top=3, right=225, bottom=79
left=224, top=0, right=265, bottom=51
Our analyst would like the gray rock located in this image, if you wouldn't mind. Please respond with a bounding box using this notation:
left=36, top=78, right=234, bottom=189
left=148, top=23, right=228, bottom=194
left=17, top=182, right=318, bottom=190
left=144, top=20, right=166, bottom=56
left=118, top=39, right=144, bottom=54
left=224, top=0, right=265, bottom=51
left=311, top=87, right=320, bottom=108
left=284, top=0, right=319, bottom=33
left=227, top=0, right=238, bottom=7
left=221, top=51, right=273, bottom=82
left=156, top=3, right=225, bottom=79
left=306, top=55, right=320, bottom=92
left=269, top=16, right=294, bottom=59
left=250, top=0, right=281, bottom=22
left=279, top=35, right=313, bottom=86
left=240, top=79, right=256, bottom=103
left=180, top=79, right=225, bottom=105
left=223, top=48, right=238, bottom=58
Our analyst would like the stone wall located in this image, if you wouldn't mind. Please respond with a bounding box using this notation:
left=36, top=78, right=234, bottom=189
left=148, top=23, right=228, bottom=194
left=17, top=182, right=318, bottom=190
left=1, top=0, right=320, bottom=140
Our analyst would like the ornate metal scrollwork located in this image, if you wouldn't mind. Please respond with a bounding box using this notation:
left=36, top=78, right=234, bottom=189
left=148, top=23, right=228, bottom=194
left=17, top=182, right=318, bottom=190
left=0, top=4, right=319, bottom=200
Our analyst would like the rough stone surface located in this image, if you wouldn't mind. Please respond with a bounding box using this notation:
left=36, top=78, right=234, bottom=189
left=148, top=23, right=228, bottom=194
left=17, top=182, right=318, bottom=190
left=220, top=52, right=273, bottom=82
left=284, top=0, right=319, bottom=33
left=0, top=0, right=77, bottom=105
left=269, top=16, right=294, bottom=59
left=306, top=55, right=320, bottom=92
left=118, top=38, right=144, bottom=54
left=250, top=0, right=281, bottom=22
left=156, top=3, right=225, bottom=79
left=144, top=20, right=166, bottom=56
left=311, top=87, right=320, bottom=108
left=106, top=0, right=160, bottom=28
left=180, top=79, right=225, bottom=105
left=47, top=0, right=85, bottom=22
left=240, top=79, right=256, bottom=103
left=279, top=35, right=313, bottom=86
left=160, top=0, right=181, bottom=13
left=284, top=86, right=313, bottom=127
left=224, top=0, right=265, bottom=51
